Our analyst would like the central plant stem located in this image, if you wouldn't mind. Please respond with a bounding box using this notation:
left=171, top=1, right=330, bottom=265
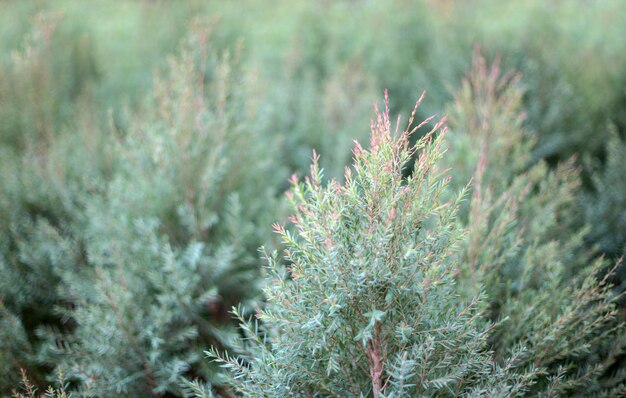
left=367, top=323, right=385, bottom=398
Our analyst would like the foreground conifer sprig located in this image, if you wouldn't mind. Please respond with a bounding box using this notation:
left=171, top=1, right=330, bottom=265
left=210, top=92, right=539, bottom=397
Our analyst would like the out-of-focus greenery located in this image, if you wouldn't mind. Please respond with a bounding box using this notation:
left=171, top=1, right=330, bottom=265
left=2, top=0, right=624, bottom=167
left=1, top=0, right=625, bottom=396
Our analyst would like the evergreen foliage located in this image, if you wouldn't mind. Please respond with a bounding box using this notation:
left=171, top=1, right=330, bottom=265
left=0, top=12, right=98, bottom=150
left=213, top=94, right=506, bottom=397
left=35, top=22, right=285, bottom=397
left=442, top=54, right=626, bottom=395
left=12, top=368, right=69, bottom=398
left=583, top=129, right=626, bottom=261
left=212, top=88, right=624, bottom=396
left=257, top=56, right=377, bottom=182
left=1, top=2, right=625, bottom=397
left=0, top=15, right=105, bottom=392
left=1, top=19, right=285, bottom=396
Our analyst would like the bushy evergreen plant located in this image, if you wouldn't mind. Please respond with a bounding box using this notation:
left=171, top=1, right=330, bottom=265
left=442, top=54, right=626, bottom=395
left=256, top=44, right=378, bottom=181
left=39, top=22, right=285, bottom=397
left=0, top=12, right=98, bottom=150
left=212, top=93, right=509, bottom=397
left=583, top=128, right=626, bottom=261
left=0, top=15, right=104, bottom=393
left=212, top=87, right=624, bottom=396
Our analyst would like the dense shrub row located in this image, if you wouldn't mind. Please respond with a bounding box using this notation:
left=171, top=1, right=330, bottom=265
left=1, top=1, right=625, bottom=396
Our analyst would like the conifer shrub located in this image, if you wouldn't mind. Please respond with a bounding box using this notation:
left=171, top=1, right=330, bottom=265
left=582, top=129, right=626, bottom=303
left=583, top=129, right=626, bottom=262
left=0, top=12, right=98, bottom=150
left=212, top=93, right=509, bottom=397
left=415, top=0, right=626, bottom=163
left=35, top=22, right=285, bottom=397
left=211, top=89, right=624, bottom=397
left=0, top=16, right=105, bottom=393
left=441, top=54, right=626, bottom=395
left=258, top=57, right=377, bottom=182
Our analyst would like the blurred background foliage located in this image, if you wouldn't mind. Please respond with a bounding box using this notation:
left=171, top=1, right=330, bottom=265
left=0, top=0, right=624, bottom=396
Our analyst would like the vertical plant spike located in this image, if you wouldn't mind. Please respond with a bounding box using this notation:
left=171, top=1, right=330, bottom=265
left=443, top=53, right=626, bottom=395
left=583, top=127, right=626, bottom=261
left=211, top=92, right=541, bottom=397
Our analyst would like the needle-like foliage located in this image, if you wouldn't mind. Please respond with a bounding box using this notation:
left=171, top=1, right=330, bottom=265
left=442, top=53, right=625, bottom=396
left=211, top=93, right=547, bottom=397
left=34, top=22, right=285, bottom=397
